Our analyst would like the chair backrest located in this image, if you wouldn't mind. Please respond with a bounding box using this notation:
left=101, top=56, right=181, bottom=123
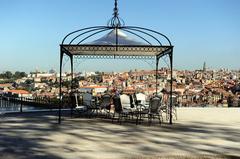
left=149, top=96, right=162, bottom=113
left=136, top=93, right=147, bottom=105
left=100, top=94, right=111, bottom=108
left=120, top=94, right=133, bottom=109
left=113, top=95, right=122, bottom=113
left=82, top=93, right=92, bottom=106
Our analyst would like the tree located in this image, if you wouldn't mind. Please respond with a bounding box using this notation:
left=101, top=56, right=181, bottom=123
left=14, top=71, right=21, bottom=78
left=5, top=71, right=13, bottom=79
left=95, top=71, right=101, bottom=75
left=62, top=81, right=71, bottom=88
left=0, top=71, right=27, bottom=79
left=14, top=71, right=27, bottom=79
left=20, top=72, right=27, bottom=78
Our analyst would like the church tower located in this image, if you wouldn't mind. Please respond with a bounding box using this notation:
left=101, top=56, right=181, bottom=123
left=203, top=61, right=206, bottom=72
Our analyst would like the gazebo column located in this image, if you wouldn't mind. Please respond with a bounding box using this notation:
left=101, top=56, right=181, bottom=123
left=59, top=48, right=64, bottom=124
left=70, top=55, right=74, bottom=117
left=155, top=56, right=160, bottom=95
left=169, top=50, right=173, bottom=124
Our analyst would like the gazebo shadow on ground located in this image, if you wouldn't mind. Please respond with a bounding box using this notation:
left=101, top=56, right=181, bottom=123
left=1, top=110, right=240, bottom=159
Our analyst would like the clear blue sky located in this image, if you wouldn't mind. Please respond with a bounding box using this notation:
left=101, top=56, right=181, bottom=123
left=0, top=0, right=239, bottom=73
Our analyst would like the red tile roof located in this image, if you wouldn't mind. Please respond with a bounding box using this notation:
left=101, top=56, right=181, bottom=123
left=81, top=86, right=107, bottom=89
left=7, top=90, right=30, bottom=94
left=0, top=83, right=12, bottom=87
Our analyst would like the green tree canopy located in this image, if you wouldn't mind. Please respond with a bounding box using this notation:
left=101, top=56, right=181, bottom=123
left=0, top=71, right=27, bottom=79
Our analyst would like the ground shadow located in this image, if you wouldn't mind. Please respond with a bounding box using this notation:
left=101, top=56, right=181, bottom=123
left=1, top=111, right=240, bottom=159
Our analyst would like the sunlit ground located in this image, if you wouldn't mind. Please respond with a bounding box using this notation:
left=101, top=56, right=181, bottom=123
left=0, top=108, right=240, bottom=159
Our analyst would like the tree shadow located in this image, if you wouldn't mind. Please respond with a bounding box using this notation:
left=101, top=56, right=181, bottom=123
left=1, top=111, right=240, bottom=159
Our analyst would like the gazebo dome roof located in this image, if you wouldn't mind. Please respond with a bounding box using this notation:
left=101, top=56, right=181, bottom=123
left=90, top=29, right=146, bottom=45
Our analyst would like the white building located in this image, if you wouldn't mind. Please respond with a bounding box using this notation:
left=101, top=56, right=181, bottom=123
left=79, top=86, right=108, bottom=96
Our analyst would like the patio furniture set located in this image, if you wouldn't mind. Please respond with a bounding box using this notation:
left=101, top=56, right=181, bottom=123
left=74, top=92, right=177, bottom=125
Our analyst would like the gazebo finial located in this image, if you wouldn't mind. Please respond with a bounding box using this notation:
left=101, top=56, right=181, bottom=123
left=113, top=0, right=119, bottom=17
left=108, top=0, right=125, bottom=27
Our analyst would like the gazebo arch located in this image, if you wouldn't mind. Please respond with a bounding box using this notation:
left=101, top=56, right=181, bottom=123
left=59, top=0, right=174, bottom=124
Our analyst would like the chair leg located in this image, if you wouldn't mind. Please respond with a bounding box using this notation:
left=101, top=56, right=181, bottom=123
left=158, top=114, right=161, bottom=125
left=139, top=113, right=142, bottom=124
left=136, top=112, right=139, bottom=125
left=117, top=113, right=121, bottom=123
left=150, top=115, right=153, bottom=126
left=166, top=108, right=169, bottom=121
left=96, top=109, right=99, bottom=118
left=119, top=113, right=122, bottom=125
left=112, top=112, right=115, bottom=123
left=174, top=108, right=177, bottom=120
left=160, top=112, right=164, bottom=124
left=148, top=114, right=151, bottom=126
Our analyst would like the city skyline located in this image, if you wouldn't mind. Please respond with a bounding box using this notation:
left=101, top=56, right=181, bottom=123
left=0, top=0, right=240, bottom=72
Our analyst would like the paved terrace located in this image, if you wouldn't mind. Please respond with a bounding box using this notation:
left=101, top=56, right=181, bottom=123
left=0, top=108, right=240, bottom=159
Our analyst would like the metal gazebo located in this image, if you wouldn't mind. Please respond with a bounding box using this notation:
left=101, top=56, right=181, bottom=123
left=59, top=0, right=174, bottom=124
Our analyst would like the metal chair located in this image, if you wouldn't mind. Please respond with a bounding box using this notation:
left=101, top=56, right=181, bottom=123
left=112, top=95, right=131, bottom=124
left=120, top=94, right=132, bottom=110
left=160, top=96, right=177, bottom=122
left=74, top=93, right=87, bottom=116
left=76, top=92, right=94, bottom=117
left=98, top=93, right=112, bottom=117
left=120, top=94, right=137, bottom=121
left=137, top=95, right=162, bottom=125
